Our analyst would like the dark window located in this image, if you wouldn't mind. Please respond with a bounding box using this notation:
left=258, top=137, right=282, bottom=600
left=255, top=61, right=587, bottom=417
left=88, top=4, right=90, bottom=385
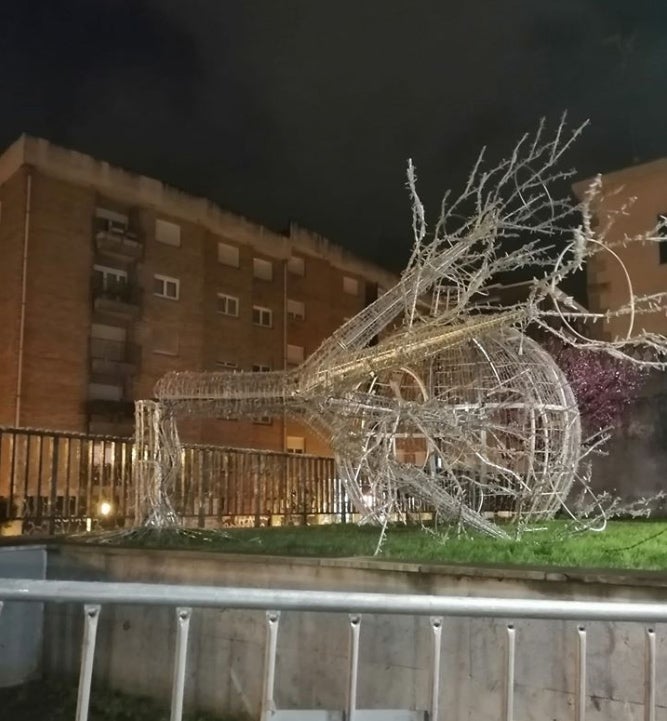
left=659, top=214, right=667, bottom=264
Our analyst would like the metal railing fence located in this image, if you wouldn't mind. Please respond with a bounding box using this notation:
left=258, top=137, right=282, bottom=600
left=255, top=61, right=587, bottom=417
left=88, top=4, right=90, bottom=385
left=0, top=578, right=664, bottom=721
left=0, top=426, right=358, bottom=532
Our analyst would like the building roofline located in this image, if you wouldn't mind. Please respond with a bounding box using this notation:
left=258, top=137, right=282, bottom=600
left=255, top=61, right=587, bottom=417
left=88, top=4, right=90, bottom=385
left=0, top=134, right=398, bottom=287
left=572, top=156, right=667, bottom=199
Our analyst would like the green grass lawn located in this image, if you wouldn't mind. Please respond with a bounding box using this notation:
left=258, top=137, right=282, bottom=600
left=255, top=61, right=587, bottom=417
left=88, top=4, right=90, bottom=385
left=96, top=520, right=667, bottom=571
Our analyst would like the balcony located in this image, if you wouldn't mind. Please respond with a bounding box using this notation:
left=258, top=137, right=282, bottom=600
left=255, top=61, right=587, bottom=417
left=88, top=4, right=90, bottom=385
left=94, top=221, right=143, bottom=262
left=89, top=338, right=140, bottom=377
left=92, top=276, right=141, bottom=316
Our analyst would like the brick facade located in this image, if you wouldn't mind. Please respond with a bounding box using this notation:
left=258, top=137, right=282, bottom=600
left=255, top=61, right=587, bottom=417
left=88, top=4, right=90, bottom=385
left=0, top=135, right=396, bottom=456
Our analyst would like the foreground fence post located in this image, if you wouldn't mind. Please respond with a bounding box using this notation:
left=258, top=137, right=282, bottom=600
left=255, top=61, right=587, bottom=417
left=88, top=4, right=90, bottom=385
left=75, top=604, right=101, bottom=721
left=503, top=624, right=515, bottom=721
left=430, top=616, right=443, bottom=721
left=170, top=607, right=192, bottom=721
left=575, top=625, right=587, bottom=721
left=261, top=610, right=281, bottom=721
left=645, top=627, right=656, bottom=721
left=347, top=614, right=362, bottom=721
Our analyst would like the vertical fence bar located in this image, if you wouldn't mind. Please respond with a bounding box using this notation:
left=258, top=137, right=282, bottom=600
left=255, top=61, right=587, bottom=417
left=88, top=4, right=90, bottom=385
left=0, top=430, right=4, bottom=518
left=261, top=611, right=281, bottom=721
left=85, top=439, right=94, bottom=520
left=75, top=604, right=101, bottom=721
left=503, top=624, right=515, bottom=721
left=34, top=434, right=44, bottom=523
left=645, top=627, right=656, bottom=721
left=575, top=625, right=587, bottom=721
left=119, top=441, right=128, bottom=524
left=8, top=431, right=16, bottom=521
left=253, top=455, right=261, bottom=527
left=48, top=437, right=60, bottom=535
left=198, top=449, right=205, bottom=528
left=63, top=437, right=72, bottom=522
left=347, top=614, right=362, bottom=721
left=21, top=434, right=30, bottom=518
left=430, top=616, right=443, bottom=721
left=170, top=607, right=192, bottom=721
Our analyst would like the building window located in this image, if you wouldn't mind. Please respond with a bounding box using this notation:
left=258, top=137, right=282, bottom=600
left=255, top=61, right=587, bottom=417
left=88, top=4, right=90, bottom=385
left=218, top=242, right=240, bottom=267
left=251, top=363, right=271, bottom=423
left=287, top=256, right=305, bottom=276
left=253, top=305, right=272, bottom=327
left=287, top=298, right=305, bottom=321
left=156, top=219, right=181, bottom=247
left=287, top=344, right=304, bottom=365
left=93, top=264, right=127, bottom=289
left=253, top=257, right=273, bottom=281
left=95, top=207, right=129, bottom=235
left=88, top=382, right=123, bottom=401
left=216, top=360, right=238, bottom=371
left=153, top=274, right=180, bottom=300
left=659, top=214, right=667, bottom=264
left=216, top=293, right=239, bottom=317
left=343, top=276, right=359, bottom=295
left=286, top=436, right=305, bottom=454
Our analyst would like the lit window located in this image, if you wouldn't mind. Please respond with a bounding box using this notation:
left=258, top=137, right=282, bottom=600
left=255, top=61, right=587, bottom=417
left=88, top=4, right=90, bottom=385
left=153, top=274, right=179, bottom=300
left=287, top=256, right=305, bottom=276
left=218, top=242, right=240, bottom=267
left=287, top=298, right=305, bottom=321
left=156, top=219, right=181, bottom=247
left=286, top=436, right=305, bottom=454
left=253, top=257, right=273, bottom=281
left=343, top=276, right=359, bottom=295
left=253, top=305, right=272, bottom=327
left=287, top=344, right=304, bottom=364
left=216, top=293, right=239, bottom=317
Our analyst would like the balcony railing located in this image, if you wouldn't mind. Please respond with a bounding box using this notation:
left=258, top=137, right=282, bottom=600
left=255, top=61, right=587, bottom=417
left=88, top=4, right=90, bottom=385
left=91, top=276, right=141, bottom=312
left=94, top=224, right=143, bottom=260
left=89, top=338, right=141, bottom=368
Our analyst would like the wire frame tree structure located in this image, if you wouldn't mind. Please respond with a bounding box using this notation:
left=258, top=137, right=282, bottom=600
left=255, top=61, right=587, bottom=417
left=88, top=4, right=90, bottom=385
left=134, top=117, right=667, bottom=539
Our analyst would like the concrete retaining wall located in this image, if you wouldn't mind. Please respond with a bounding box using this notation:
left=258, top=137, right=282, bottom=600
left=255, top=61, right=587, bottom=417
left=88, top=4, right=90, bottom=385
left=43, top=545, right=667, bottom=720
left=0, top=545, right=46, bottom=687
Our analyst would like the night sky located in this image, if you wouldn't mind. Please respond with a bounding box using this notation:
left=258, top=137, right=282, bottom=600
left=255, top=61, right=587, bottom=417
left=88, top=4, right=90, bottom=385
left=2, top=1, right=666, bottom=271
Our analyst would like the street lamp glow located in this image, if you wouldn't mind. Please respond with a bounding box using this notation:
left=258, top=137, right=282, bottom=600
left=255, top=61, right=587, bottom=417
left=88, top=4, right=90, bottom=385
left=99, top=501, right=112, bottom=517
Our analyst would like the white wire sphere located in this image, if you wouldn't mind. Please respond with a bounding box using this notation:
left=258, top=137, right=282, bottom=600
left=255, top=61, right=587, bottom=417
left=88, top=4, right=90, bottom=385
left=335, top=328, right=581, bottom=523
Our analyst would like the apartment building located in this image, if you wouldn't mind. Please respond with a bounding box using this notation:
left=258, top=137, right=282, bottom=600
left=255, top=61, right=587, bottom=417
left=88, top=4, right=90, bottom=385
left=0, top=135, right=396, bottom=455
left=573, top=160, right=667, bottom=504
left=573, top=159, right=667, bottom=341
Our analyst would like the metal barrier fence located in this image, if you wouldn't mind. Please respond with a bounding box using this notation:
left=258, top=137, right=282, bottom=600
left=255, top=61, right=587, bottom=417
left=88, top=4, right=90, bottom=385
left=0, top=578, right=664, bottom=721
left=0, top=426, right=434, bottom=533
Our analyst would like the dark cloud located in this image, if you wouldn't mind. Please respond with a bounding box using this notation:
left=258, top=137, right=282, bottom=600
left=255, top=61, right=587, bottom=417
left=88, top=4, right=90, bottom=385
left=1, top=1, right=665, bottom=270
